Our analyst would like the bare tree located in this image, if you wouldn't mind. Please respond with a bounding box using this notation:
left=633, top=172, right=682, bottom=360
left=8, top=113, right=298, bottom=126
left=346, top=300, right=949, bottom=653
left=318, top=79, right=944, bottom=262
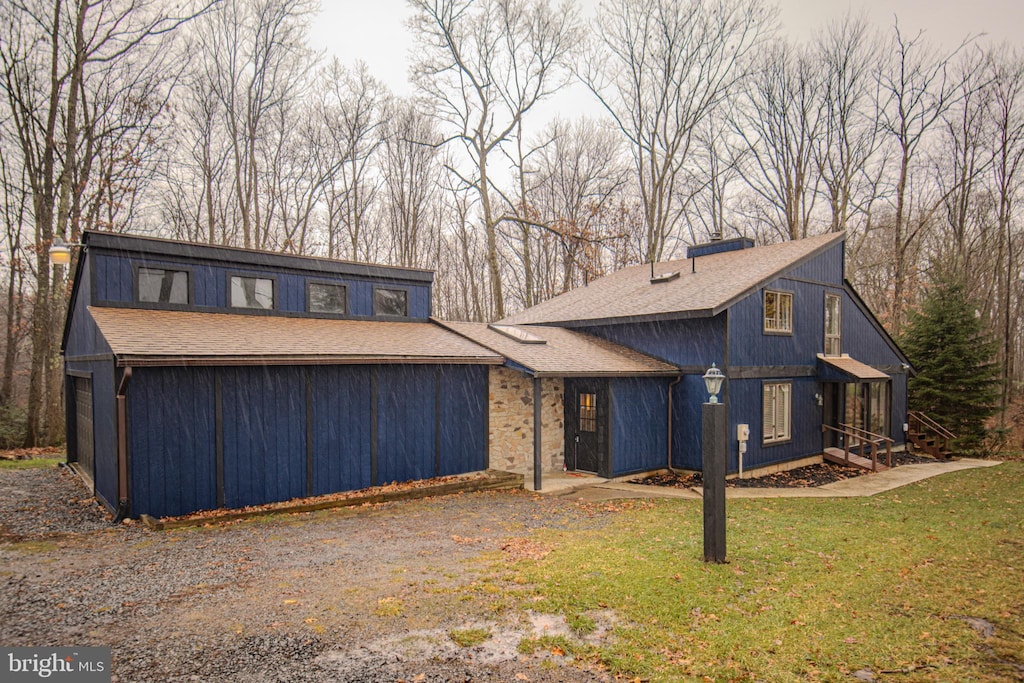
left=579, top=0, right=772, bottom=261
left=875, top=21, right=977, bottom=333
left=380, top=99, right=444, bottom=268
left=814, top=13, right=886, bottom=235
left=410, top=0, right=579, bottom=320
left=987, top=46, right=1024, bottom=415
left=0, top=141, right=30, bottom=410
left=527, top=118, right=630, bottom=296
left=202, top=0, right=315, bottom=249
left=319, top=59, right=387, bottom=260
left=932, top=49, right=993, bottom=274
left=731, top=41, right=824, bottom=241
left=0, top=0, right=212, bottom=445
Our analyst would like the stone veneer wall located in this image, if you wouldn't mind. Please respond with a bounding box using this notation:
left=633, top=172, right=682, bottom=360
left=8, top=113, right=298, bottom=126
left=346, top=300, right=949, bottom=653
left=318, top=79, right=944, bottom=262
left=488, top=366, right=564, bottom=473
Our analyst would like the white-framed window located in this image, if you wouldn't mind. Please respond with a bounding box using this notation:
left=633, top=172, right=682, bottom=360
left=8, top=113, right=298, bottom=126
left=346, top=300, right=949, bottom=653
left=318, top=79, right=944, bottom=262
left=764, top=290, right=793, bottom=333
left=763, top=382, right=792, bottom=444
left=824, top=293, right=841, bottom=356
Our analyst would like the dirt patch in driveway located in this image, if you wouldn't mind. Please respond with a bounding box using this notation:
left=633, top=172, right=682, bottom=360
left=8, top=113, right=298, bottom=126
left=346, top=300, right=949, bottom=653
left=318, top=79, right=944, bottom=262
left=0, top=467, right=631, bottom=682
left=0, top=464, right=114, bottom=539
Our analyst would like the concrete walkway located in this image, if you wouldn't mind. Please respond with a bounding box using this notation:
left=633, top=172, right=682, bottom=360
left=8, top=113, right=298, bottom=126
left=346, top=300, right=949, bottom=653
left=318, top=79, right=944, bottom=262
left=540, top=458, right=1001, bottom=503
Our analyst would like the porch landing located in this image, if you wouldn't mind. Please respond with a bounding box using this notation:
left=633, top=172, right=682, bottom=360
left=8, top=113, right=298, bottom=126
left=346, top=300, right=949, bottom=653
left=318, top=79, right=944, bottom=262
left=823, top=447, right=889, bottom=472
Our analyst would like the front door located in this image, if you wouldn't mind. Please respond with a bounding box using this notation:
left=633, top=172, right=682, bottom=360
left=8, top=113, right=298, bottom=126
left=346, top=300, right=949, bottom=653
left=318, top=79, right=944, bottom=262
left=565, top=380, right=608, bottom=475
left=822, top=382, right=841, bottom=449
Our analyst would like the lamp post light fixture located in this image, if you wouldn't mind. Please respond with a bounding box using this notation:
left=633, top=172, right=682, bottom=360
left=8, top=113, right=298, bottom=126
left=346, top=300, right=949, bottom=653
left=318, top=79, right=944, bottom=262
left=702, top=363, right=725, bottom=403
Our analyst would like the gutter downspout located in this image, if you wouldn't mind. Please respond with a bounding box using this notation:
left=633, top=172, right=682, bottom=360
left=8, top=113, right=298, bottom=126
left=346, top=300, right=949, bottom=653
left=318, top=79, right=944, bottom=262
left=113, top=366, right=132, bottom=523
left=666, top=375, right=682, bottom=473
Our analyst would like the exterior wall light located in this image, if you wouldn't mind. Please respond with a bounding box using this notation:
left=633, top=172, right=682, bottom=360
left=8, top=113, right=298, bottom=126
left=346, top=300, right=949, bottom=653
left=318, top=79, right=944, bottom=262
left=48, top=236, right=81, bottom=267
left=703, top=363, right=725, bottom=403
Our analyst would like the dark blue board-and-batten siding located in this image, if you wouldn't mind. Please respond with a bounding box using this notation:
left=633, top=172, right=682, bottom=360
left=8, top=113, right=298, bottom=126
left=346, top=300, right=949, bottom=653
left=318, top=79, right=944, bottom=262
left=90, top=252, right=432, bottom=319
left=127, top=364, right=488, bottom=519
left=610, top=377, right=669, bottom=477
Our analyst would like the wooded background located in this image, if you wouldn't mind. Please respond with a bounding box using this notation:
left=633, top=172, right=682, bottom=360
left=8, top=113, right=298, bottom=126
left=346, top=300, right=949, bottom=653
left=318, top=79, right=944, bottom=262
left=1, top=0, right=1021, bottom=446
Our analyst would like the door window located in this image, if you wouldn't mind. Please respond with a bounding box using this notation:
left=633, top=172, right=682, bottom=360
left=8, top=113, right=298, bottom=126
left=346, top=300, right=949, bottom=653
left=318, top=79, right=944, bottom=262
left=579, top=392, right=597, bottom=432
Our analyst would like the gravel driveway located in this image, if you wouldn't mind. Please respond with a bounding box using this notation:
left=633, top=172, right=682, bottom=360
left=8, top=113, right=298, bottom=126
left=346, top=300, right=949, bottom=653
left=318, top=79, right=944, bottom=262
left=0, top=465, right=623, bottom=682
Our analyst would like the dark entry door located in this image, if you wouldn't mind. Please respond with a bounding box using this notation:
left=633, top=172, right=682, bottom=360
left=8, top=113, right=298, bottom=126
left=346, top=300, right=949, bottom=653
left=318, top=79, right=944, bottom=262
left=75, top=376, right=94, bottom=480
left=565, top=380, right=608, bottom=475
left=822, top=382, right=841, bottom=449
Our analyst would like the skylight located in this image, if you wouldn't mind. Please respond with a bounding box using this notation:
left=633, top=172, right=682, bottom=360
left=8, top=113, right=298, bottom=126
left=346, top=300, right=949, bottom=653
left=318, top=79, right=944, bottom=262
left=488, top=324, right=547, bottom=344
left=650, top=271, right=680, bottom=284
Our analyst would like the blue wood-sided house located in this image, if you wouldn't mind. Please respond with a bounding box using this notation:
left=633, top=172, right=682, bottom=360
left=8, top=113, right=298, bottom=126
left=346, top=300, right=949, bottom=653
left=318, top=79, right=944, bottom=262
left=62, top=232, right=502, bottom=519
left=61, top=230, right=909, bottom=519
left=501, top=232, right=911, bottom=477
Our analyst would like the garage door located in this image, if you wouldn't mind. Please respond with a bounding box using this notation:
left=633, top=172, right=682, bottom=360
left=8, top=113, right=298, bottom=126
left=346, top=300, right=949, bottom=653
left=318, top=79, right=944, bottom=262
left=75, top=376, right=94, bottom=481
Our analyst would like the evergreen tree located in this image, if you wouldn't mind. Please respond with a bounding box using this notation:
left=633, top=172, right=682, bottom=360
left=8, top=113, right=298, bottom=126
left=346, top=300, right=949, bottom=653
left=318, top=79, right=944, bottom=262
left=900, top=272, right=1002, bottom=453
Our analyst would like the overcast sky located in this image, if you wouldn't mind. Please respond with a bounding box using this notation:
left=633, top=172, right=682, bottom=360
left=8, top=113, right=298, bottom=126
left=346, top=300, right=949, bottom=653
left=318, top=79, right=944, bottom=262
left=308, top=0, right=1024, bottom=99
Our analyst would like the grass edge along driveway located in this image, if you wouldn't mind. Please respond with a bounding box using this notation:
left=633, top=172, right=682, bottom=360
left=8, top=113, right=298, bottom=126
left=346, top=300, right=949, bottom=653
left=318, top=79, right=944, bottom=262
left=501, top=462, right=1024, bottom=682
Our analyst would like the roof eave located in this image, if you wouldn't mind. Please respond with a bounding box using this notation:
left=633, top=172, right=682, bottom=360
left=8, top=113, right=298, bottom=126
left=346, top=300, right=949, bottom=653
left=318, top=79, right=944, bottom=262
left=114, top=354, right=503, bottom=367
left=513, top=308, right=718, bottom=328
left=83, top=230, right=434, bottom=284
left=530, top=369, right=680, bottom=378
left=711, top=232, right=847, bottom=316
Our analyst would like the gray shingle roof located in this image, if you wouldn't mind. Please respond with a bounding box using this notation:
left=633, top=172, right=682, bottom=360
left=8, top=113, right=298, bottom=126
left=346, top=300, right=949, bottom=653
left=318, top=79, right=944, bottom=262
left=436, top=320, right=679, bottom=377
left=501, top=232, right=844, bottom=325
left=89, top=307, right=503, bottom=366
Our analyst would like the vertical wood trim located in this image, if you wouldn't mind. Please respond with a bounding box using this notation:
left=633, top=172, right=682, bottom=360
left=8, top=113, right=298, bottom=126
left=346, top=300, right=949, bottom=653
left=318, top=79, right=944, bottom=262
left=215, top=369, right=224, bottom=508
left=371, top=367, right=378, bottom=486
left=533, top=375, right=542, bottom=491
left=605, top=380, right=614, bottom=479
left=305, top=367, right=313, bottom=496
left=483, top=367, right=490, bottom=470
left=434, top=366, right=441, bottom=477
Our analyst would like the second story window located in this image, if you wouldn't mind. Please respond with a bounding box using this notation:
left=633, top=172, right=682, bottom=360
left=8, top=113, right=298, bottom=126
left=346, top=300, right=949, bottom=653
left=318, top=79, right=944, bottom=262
left=230, top=275, right=274, bottom=310
left=824, top=293, right=841, bottom=355
left=308, top=282, right=347, bottom=314
left=374, top=288, right=408, bottom=317
left=764, top=290, right=793, bottom=333
left=138, top=267, right=189, bottom=305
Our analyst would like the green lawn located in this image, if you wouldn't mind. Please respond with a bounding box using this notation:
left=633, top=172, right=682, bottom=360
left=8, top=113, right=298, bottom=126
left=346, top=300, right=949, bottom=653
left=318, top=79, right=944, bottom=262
left=504, top=462, right=1024, bottom=682
left=0, top=456, right=64, bottom=470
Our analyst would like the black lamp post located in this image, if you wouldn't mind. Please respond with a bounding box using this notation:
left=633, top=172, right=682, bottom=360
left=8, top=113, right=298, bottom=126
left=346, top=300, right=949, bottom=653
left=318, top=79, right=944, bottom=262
left=702, top=363, right=727, bottom=563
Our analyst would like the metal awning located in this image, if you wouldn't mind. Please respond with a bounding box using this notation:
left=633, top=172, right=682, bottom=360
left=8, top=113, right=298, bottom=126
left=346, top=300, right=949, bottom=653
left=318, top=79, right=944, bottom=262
left=817, top=354, right=890, bottom=382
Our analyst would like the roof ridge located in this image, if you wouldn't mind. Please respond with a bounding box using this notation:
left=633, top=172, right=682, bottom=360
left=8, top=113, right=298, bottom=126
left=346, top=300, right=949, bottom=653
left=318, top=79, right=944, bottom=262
left=501, top=231, right=845, bottom=326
